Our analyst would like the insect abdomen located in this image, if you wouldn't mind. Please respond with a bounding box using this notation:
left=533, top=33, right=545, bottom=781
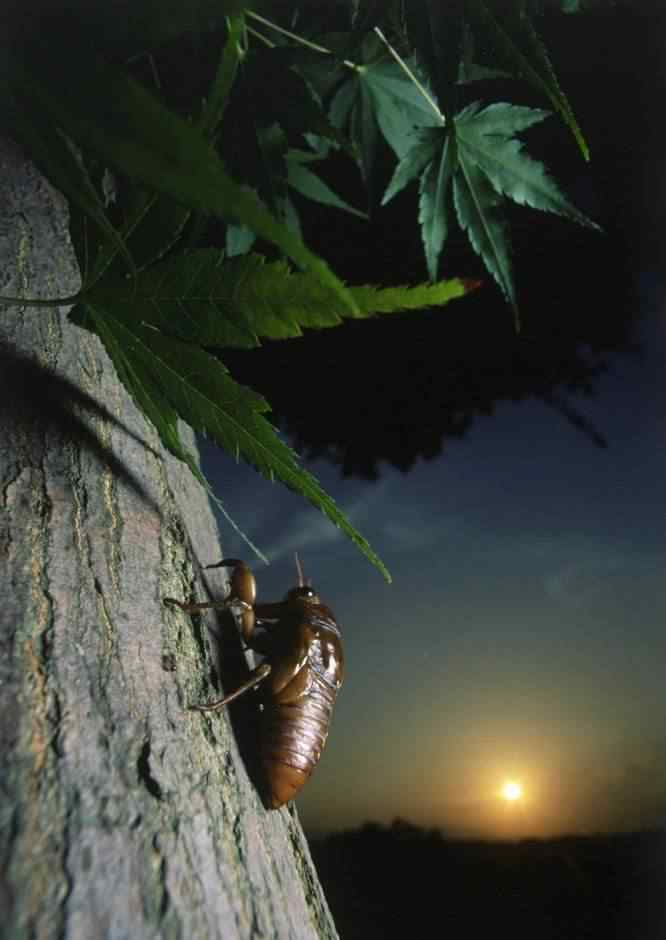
left=262, top=673, right=338, bottom=808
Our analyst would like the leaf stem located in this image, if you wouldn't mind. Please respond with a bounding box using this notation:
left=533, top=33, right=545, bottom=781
left=0, top=293, right=82, bottom=307
left=246, top=10, right=358, bottom=69
left=246, top=25, right=274, bottom=49
left=373, top=26, right=445, bottom=125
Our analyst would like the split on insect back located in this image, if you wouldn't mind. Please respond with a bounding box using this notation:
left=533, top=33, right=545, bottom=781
left=164, top=555, right=344, bottom=809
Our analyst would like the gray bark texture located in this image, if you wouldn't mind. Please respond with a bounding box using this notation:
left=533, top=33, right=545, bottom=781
left=0, top=138, right=339, bottom=940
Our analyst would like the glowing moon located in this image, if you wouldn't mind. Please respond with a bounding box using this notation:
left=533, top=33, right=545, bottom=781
left=500, top=780, right=523, bottom=802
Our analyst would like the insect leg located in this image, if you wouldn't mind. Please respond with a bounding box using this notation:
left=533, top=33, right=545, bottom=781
left=165, top=594, right=256, bottom=649
left=191, top=662, right=272, bottom=712
left=205, top=559, right=257, bottom=642
left=164, top=596, right=250, bottom=614
left=203, top=558, right=244, bottom=568
left=164, top=558, right=250, bottom=612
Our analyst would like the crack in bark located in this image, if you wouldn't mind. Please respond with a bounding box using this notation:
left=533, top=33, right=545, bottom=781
left=137, top=739, right=164, bottom=802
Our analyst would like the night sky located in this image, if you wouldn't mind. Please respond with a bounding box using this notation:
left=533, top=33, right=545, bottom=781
left=195, top=7, right=666, bottom=841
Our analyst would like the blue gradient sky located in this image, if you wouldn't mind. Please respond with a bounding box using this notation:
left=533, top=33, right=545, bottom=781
left=198, top=271, right=666, bottom=839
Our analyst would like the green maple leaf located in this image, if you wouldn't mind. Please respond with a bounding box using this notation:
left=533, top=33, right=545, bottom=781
left=286, top=153, right=369, bottom=221
left=330, top=37, right=441, bottom=184
left=454, top=103, right=596, bottom=227
left=453, top=154, right=515, bottom=313
left=76, top=256, right=478, bottom=581
left=466, top=0, right=589, bottom=160
left=85, top=250, right=476, bottom=349
left=73, top=301, right=391, bottom=581
left=383, top=102, right=598, bottom=323
left=12, top=55, right=356, bottom=316
left=417, top=130, right=457, bottom=285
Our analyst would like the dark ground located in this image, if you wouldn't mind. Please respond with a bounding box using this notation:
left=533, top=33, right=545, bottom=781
left=308, top=822, right=666, bottom=940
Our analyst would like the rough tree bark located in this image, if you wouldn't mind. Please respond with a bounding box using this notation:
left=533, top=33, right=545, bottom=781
left=0, top=138, right=339, bottom=939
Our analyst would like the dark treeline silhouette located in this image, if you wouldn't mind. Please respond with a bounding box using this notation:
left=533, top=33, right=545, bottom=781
left=221, top=7, right=660, bottom=478
left=308, top=820, right=666, bottom=940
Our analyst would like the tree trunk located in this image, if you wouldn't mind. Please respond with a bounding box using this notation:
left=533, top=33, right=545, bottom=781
left=0, top=138, right=339, bottom=940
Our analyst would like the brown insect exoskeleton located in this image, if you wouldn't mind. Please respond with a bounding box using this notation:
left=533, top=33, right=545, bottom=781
left=165, top=556, right=344, bottom=808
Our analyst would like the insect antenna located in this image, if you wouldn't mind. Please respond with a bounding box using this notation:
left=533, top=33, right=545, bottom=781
left=294, top=551, right=305, bottom=587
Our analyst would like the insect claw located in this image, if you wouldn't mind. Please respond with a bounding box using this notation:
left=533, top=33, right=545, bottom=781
left=204, top=558, right=243, bottom=571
